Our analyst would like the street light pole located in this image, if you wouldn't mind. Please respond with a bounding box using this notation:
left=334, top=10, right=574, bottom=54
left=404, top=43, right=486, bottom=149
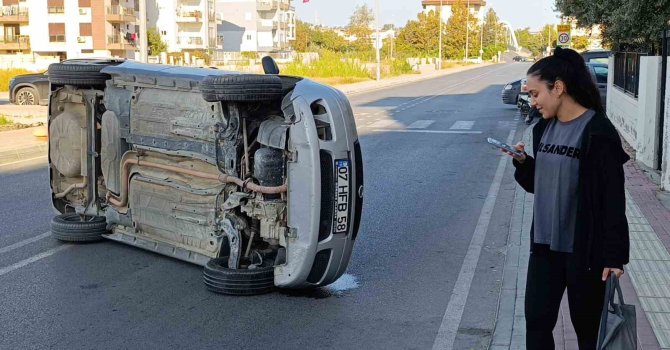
left=438, top=0, right=443, bottom=69
left=375, top=0, right=380, bottom=81
left=464, top=0, right=469, bottom=61
left=139, top=0, right=148, bottom=63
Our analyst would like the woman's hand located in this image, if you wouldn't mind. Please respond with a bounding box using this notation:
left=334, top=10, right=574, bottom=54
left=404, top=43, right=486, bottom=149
left=501, top=142, right=527, bottom=163
left=602, top=267, right=624, bottom=281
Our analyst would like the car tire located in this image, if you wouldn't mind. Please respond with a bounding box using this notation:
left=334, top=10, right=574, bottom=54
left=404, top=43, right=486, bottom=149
left=15, top=87, right=38, bottom=105
left=48, top=61, right=116, bottom=87
left=51, top=213, right=107, bottom=243
left=200, top=74, right=283, bottom=102
left=203, top=257, right=275, bottom=296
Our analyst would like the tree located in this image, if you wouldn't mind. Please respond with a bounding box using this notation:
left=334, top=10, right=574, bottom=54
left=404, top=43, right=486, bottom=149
left=555, top=0, right=670, bottom=47
left=481, top=9, right=508, bottom=59
left=395, top=10, right=440, bottom=57
left=147, top=27, right=167, bottom=56
left=444, top=0, right=480, bottom=59
left=292, top=20, right=310, bottom=52
left=346, top=4, right=374, bottom=51
left=571, top=35, right=590, bottom=51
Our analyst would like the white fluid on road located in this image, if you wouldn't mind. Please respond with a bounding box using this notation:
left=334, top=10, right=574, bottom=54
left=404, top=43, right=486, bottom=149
left=326, top=273, right=359, bottom=292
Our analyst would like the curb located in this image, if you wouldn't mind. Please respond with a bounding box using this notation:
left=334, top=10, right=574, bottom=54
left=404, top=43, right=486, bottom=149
left=0, top=143, right=48, bottom=166
left=335, top=62, right=498, bottom=96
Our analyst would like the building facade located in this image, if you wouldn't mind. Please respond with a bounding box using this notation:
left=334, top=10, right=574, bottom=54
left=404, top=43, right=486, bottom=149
left=421, top=0, right=486, bottom=22
left=0, top=0, right=140, bottom=60
left=147, top=0, right=217, bottom=53
left=216, top=0, right=295, bottom=53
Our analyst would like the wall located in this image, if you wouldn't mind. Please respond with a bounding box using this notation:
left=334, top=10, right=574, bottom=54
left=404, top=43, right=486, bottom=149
left=662, top=61, right=670, bottom=190
left=607, top=56, right=663, bottom=169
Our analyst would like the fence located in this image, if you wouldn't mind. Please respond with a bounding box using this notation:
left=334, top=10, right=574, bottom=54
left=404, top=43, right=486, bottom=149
left=613, top=51, right=647, bottom=98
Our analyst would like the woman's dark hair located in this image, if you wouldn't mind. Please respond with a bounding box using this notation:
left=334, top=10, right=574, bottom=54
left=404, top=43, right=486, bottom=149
left=527, top=47, right=604, bottom=113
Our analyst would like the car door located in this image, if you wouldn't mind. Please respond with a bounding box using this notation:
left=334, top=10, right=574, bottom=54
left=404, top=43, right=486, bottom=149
left=36, top=72, right=50, bottom=104
left=592, top=66, right=608, bottom=107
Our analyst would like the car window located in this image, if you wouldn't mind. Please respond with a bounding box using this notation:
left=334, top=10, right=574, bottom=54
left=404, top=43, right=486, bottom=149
left=593, top=66, right=608, bottom=84
left=588, top=58, right=609, bottom=64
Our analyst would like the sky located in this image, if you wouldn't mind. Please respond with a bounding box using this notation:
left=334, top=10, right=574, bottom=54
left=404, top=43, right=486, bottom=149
left=294, top=0, right=562, bottom=31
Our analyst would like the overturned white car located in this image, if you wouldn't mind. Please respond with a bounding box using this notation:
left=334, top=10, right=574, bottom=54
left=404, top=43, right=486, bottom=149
left=47, top=58, right=363, bottom=295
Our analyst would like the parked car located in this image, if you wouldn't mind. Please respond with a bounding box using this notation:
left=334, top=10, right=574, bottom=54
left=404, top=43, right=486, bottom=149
left=9, top=71, right=49, bottom=105
left=586, top=62, right=608, bottom=107
left=501, top=79, right=522, bottom=105
left=46, top=58, right=363, bottom=296
left=581, top=49, right=611, bottom=64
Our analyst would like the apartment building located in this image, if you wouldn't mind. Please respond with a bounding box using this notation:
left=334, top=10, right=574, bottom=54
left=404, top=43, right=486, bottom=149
left=421, top=0, right=486, bottom=22
left=0, top=0, right=139, bottom=60
left=216, top=0, right=296, bottom=53
left=147, top=0, right=217, bottom=53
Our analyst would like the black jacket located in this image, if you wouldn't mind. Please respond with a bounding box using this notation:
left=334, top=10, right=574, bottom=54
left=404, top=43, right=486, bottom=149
left=513, top=112, right=630, bottom=270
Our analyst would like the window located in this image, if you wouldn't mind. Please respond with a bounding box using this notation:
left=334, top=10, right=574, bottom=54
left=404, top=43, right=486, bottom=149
left=78, top=0, right=91, bottom=7
left=246, top=34, right=251, bottom=40
left=79, top=23, right=92, bottom=36
left=48, top=0, right=65, bottom=13
left=49, top=22, right=65, bottom=42
left=593, top=66, right=608, bottom=84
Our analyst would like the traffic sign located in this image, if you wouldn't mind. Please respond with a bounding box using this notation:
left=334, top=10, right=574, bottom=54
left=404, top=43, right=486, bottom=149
left=557, top=24, right=571, bottom=48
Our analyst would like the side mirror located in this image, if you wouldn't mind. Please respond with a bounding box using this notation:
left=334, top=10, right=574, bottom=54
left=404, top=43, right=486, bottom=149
left=262, top=56, right=280, bottom=75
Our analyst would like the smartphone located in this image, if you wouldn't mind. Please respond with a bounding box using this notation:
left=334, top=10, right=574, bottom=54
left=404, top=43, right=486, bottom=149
left=487, top=137, right=524, bottom=157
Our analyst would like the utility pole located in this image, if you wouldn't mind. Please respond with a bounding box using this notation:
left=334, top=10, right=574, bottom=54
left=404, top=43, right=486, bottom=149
left=438, top=0, right=443, bottom=69
left=479, top=19, right=483, bottom=61
left=375, top=0, right=380, bottom=81
left=139, top=0, right=148, bottom=63
left=464, top=0, right=470, bottom=61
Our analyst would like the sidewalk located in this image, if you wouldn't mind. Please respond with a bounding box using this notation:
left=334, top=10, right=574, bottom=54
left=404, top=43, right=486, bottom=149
left=0, top=62, right=496, bottom=166
left=0, top=126, right=48, bottom=166
left=491, top=123, right=670, bottom=349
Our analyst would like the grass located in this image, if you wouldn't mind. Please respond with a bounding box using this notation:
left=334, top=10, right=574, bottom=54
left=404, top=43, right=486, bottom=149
left=0, top=68, right=34, bottom=92
left=0, top=115, right=12, bottom=125
left=283, top=52, right=372, bottom=80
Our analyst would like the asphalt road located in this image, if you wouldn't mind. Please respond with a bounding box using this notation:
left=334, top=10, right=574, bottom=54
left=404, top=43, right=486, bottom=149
left=0, top=63, right=532, bottom=350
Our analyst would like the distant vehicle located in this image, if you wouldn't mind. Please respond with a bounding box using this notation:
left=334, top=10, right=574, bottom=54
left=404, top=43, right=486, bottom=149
left=9, top=71, right=49, bottom=106
left=501, top=79, right=522, bottom=105
left=513, top=56, right=523, bottom=62
left=586, top=62, right=608, bottom=107
left=581, top=50, right=611, bottom=64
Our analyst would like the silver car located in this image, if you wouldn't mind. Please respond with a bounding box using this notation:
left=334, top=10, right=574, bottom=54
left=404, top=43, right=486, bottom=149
left=46, top=59, right=363, bottom=295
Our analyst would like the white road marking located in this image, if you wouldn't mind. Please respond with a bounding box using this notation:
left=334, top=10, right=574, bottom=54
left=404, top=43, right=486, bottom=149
left=0, top=231, right=51, bottom=255
left=0, top=155, right=48, bottom=167
left=368, top=120, right=396, bottom=128
left=450, top=121, right=475, bottom=130
left=432, top=127, right=517, bottom=350
left=407, top=120, right=435, bottom=129
left=0, top=244, right=71, bottom=278
left=372, top=129, right=482, bottom=135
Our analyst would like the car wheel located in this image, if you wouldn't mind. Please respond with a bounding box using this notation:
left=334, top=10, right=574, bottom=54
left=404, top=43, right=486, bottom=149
left=48, top=61, right=119, bottom=87
left=15, top=87, right=38, bottom=105
left=200, top=74, right=283, bottom=103
left=203, top=256, right=275, bottom=296
left=51, top=213, right=107, bottom=243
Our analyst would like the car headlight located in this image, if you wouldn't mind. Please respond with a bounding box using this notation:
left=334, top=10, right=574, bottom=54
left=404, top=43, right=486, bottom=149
left=504, top=85, right=513, bottom=90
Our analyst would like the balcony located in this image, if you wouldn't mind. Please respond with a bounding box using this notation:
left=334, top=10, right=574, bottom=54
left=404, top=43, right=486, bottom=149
left=0, top=35, right=29, bottom=50
left=0, top=5, right=28, bottom=23
left=257, top=19, right=278, bottom=30
left=176, top=10, right=203, bottom=23
left=107, top=6, right=136, bottom=23
left=107, top=35, right=136, bottom=50
left=278, top=0, right=290, bottom=10
left=257, top=0, right=277, bottom=11
left=177, top=36, right=205, bottom=49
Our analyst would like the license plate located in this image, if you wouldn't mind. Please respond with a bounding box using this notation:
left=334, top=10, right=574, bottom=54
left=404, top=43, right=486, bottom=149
left=333, top=159, right=350, bottom=234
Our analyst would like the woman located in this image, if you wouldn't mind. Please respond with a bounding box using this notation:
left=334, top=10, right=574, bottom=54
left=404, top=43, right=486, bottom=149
left=502, top=47, right=630, bottom=349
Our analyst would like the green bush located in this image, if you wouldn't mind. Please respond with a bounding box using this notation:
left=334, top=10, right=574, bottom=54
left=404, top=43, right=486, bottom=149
left=283, top=51, right=371, bottom=80
left=387, top=58, right=414, bottom=76
left=0, top=68, right=33, bottom=92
